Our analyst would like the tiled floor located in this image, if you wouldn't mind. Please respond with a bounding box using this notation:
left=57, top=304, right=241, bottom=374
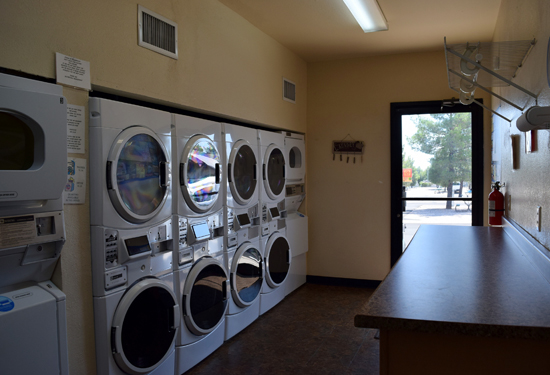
left=186, top=283, right=379, bottom=375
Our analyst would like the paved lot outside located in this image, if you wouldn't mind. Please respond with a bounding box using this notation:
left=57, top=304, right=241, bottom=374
left=403, top=186, right=471, bottom=249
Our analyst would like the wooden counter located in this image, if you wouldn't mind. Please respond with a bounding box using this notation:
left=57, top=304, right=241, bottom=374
left=355, top=225, right=550, bottom=374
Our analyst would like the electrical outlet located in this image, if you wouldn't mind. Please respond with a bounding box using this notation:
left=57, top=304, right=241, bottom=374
left=536, top=206, right=542, bottom=232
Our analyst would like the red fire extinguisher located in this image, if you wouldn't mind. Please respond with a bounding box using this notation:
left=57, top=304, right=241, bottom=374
left=488, top=181, right=505, bottom=226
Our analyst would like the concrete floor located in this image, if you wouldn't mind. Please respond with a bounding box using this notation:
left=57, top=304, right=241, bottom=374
left=185, top=283, right=379, bottom=375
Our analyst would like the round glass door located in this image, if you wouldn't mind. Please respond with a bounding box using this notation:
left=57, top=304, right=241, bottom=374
left=0, top=112, right=38, bottom=171
left=264, top=145, right=285, bottom=200
left=265, top=234, right=291, bottom=289
left=231, top=245, right=263, bottom=307
left=112, top=279, right=178, bottom=374
left=229, top=141, right=257, bottom=205
left=183, top=258, right=228, bottom=335
left=181, top=135, right=221, bottom=213
left=108, top=127, right=170, bottom=224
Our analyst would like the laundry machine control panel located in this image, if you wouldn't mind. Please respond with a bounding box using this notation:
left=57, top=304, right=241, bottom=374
left=227, top=204, right=259, bottom=234
left=91, top=219, right=174, bottom=296
left=286, top=183, right=305, bottom=197
left=260, top=201, right=287, bottom=238
left=177, top=217, right=188, bottom=250
left=226, top=206, right=260, bottom=250
left=175, top=212, right=225, bottom=267
left=102, top=221, right=172, bottom=270
left=260, top=200, right=286, bottom=226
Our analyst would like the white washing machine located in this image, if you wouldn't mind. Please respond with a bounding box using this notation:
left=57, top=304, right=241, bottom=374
left=280, top=131, right=306, bottom=185
left=89, top=98, right=172, bottom=229
left=224, top=237, right=263, bottom=340
left=258, top=130, right=286, bottom=238
left=223, top=123, right=261, bottom=252
left=0, top=280, right=69, bottom=375
left=91, top=219, right=178, bottom=375
left=174, top=238, right=229, bottom=374
left=281, top=132, right=308, bottom=296
left=260, top=226, right=291, bottom=315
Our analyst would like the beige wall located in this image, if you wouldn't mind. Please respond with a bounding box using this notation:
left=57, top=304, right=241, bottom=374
left=0, top=1, right=306, bottom=374
left=0, top=0, right=307, bottom=131
left=307, top=51, right=492, bottom=280
left=493, top=0, right=550, bottom=249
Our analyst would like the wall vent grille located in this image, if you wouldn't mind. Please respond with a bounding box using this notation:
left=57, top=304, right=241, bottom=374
left=283, top=78, right=296, bottom=103
left=138, top=5, right=178, bottom=59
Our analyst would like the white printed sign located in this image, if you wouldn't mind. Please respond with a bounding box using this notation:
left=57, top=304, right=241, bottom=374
left=56, top=52, right=91, bottom=91
left=64, top=157, right=87, bottom=204
left=67, top=104, right=85, bottom=154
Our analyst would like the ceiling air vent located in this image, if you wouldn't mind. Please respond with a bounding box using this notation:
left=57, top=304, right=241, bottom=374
left=283, top=78, right=296, bottom=103
left=138, top=5, right=178, bottom=60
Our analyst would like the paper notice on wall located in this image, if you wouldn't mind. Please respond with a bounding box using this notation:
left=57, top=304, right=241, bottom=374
left=64, top=157, right=86, bottom=204
left=67, top=104, right=85, bottom=154
left=55, top=52, right=91, bottom=91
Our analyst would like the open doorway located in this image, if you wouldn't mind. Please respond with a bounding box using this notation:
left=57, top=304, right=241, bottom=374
left=390, top=100, right=484, bottom=267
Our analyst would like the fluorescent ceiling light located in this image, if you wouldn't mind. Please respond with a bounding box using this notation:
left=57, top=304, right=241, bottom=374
left=343, top=0, right=388, bottom=33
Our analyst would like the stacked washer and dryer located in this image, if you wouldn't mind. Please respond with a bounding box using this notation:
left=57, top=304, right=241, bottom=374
left=89, top=98, right=179, bottom=375
left=257, top=130, right=292, bottom=315
left=171, top=114, right=229, bottom=374
left=223, top=124, right=263, bottom=340
left=281, top=132, right=308, bottom=296
left=87, top=96, right=306, bottom=374
left=0, top=73, right=69, bottom=375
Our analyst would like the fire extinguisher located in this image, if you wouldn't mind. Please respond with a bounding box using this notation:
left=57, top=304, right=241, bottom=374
left=488, top=181, right=505, bottom=226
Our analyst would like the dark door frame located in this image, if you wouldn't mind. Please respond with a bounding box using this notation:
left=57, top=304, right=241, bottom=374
left=390, top=100, right=484, bottom=267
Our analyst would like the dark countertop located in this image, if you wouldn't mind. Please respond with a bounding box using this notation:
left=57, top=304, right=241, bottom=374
left=355, top=225, right=550, bottom=339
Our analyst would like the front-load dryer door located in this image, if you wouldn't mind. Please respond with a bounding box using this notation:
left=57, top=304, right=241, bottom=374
left=107, top=126, right=170, bottom=224
left=0, top=85, right=66, bottom=203
left=285, top=138, right=305, bottom=183
left=231, top=243, right=263, bottom=307
left=180, top=135, right=221, bottom=213
left=111, top=278, right=180, bottom=375
left=263, top=145, right=286, bottom=201
left=265, top=233, right=291, bottom=289
left=183, top=257, right=229, bottom=336
left=228, top=140, right=257, bottom=205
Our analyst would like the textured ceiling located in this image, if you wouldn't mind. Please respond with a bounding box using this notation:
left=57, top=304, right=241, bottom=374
left=219, top=0, right=502, bottom=62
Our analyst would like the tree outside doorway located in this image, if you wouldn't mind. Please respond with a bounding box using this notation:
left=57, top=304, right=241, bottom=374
left=407, top=113, right=472, bottom=209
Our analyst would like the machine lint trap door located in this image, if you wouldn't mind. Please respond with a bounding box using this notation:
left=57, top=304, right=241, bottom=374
left=180, top=135, right=221, bottom=213
left=0, top=83, right=66, bottom=205
left=263, top=145, right=286, bottom=201
left=265, top=233, right=291, bottom=289
left=284, top=137, right=305, bottom=184
left=107, top=126, right=170, bottom=224
left=228, top=140, right=257, bottom=206
left=231, top=243, right=263, bottom=307
left=111, top=278, right=179, bottom=374
left=182, top=257, right=229, bottom=335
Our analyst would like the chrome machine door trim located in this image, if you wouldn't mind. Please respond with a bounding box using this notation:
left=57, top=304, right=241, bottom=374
left=228, top=140, right=257, bottom=206
left=231, top=242, right=263, bottom=308
left=180, top=134, right=221, bottom=214
left=182, top=257, right=229, bottom=336
left=264, top=232, right=291, bottom=289
left=107, top=126, right=170, bottom=224
left=111, top=278, right=179, bottom=375
left=263, top=144, right=286, bottom=201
